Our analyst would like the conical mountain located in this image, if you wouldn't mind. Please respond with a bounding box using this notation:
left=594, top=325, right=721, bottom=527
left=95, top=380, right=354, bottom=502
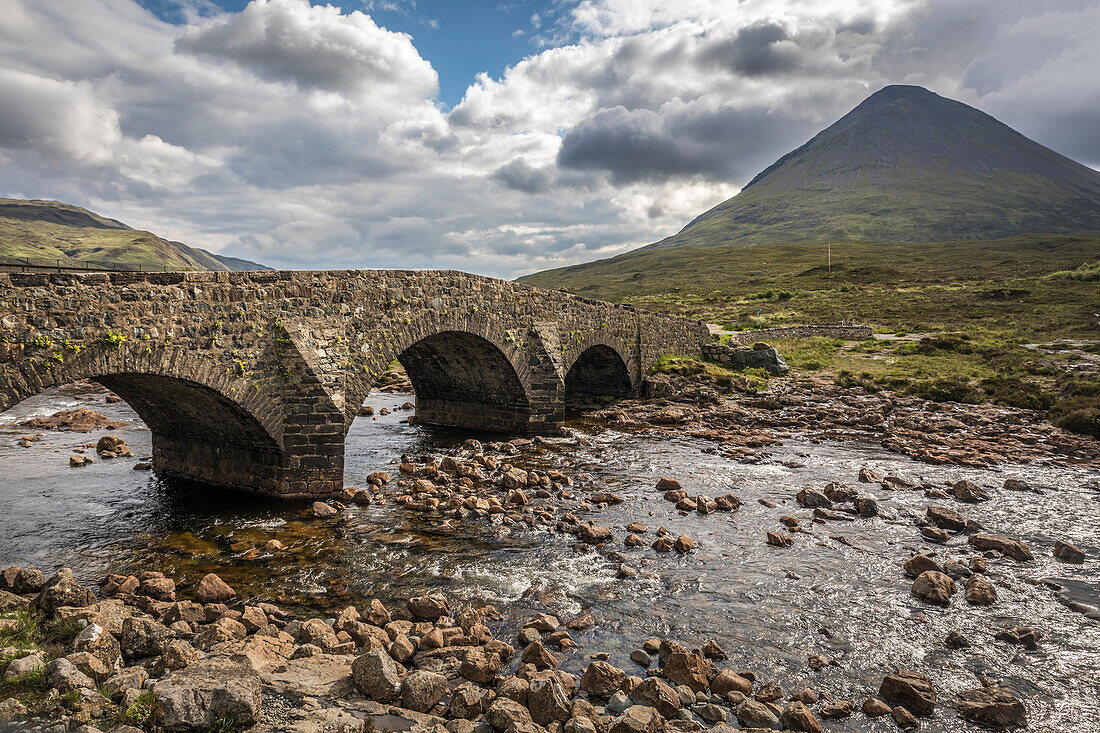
left=643, top=85, right=1100, bottom=250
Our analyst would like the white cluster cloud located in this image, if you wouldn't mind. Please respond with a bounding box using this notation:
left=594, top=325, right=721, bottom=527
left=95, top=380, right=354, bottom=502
left=0, top=0, right=1097, bottom=277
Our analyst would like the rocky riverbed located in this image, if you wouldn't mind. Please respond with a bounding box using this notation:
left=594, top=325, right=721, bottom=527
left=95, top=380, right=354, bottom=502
left=0, top=378, right=1098, bottom=732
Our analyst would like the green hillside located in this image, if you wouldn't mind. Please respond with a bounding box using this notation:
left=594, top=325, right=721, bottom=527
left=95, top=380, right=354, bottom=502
left=644, top=85, right=1100, bottom=250
left=0, top=198, right=267, bottom=271
left=519, top=234, right=1100, bottom=338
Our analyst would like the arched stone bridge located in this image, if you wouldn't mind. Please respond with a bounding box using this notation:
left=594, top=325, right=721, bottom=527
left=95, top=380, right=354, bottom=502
left=0, top=270, right=708, bottom=498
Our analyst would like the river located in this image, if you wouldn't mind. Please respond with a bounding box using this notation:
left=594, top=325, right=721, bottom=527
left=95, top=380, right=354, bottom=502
left=1, top=382, right=1098, bottom=732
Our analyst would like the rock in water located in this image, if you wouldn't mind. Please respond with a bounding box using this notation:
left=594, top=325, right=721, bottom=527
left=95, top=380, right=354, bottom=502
left=153, top=656, right=262, bottom=731
left=1053, top=540, right=1085, bottom=563
left=879, top=670, right=936, bottom=717
left=965, top=574, right=998, bottom=605
left=968, top=533, right=1034, bottom=562
left=192, top=573, right=236, bottom=604
left=956, top=685, right=1027, bottom=728
left=912, top=571, right=956, bottom=606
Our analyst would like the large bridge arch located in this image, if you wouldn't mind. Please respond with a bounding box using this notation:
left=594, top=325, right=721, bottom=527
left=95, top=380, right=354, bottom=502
left=1, top=345, right=292, bottom=495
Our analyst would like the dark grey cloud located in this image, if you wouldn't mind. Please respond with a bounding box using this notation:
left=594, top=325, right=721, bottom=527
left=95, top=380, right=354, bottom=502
left=493, top=158, right=554, bottom=194
left=557, top=104, right=814, bottom=185
left=701, top=21, right=801, bottom=76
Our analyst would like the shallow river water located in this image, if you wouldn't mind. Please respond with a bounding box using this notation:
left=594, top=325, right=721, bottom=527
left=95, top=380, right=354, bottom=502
left=1, top=384, right=1099, bottom=732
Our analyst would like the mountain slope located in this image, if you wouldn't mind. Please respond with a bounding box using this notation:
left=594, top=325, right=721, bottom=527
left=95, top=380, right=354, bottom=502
left=0, top=198, right=269, bottom=271
left=643, top=85, right=1100, bottom=250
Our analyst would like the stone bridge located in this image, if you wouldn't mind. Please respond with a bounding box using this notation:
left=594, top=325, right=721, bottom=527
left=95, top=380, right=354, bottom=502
left=0, top=270, right=708, bottom=498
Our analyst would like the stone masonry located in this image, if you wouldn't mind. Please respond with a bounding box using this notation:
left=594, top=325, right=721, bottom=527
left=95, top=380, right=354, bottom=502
left=0, top=270, right=708, bottom=498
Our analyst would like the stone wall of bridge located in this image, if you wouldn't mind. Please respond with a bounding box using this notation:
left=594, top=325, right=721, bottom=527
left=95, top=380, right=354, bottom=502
left=0, top=269, right=709, bottom=497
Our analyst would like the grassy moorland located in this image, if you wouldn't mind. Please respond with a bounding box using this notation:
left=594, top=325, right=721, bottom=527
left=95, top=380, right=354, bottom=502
left=520, top=234, right=1100, bottom=437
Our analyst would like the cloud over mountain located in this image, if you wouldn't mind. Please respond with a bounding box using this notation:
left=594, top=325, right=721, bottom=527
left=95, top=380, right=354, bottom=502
left=0, top=0, right=1096, bottom=277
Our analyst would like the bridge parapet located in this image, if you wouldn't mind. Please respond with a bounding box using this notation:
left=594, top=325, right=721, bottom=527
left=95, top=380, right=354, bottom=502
left=0, top=270, right=708, bottom=497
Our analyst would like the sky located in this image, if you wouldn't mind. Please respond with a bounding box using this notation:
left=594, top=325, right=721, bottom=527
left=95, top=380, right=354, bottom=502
left=1, top=0, right=1098, bottom=278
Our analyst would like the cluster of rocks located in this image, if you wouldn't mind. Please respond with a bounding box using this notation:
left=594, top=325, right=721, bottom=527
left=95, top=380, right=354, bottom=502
left=599, top=378, right=1098, bottom=468
left=0, top=565, right=1033, bottom=733
left=308, top=441, right=701, bottom=566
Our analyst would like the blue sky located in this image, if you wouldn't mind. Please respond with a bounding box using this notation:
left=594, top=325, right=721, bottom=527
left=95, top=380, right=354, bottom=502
left=137, top=0, right=560, bottom=107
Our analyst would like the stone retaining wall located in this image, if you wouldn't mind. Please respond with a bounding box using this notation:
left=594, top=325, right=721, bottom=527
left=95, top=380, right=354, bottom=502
left=726, top=323, right=873, bottom=344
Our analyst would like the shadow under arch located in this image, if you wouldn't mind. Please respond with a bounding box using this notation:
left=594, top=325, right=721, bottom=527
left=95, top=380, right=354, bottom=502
left=564, top=344, right=634, bottom=411
left=396, top=330, right=533, bottom=433
left=1, top=346, right=289, bottom=494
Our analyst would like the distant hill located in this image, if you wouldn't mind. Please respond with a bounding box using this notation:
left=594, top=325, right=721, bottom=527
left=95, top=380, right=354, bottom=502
left=0, top=198, right=270, bottom=272
left=641, top=85, right=1100, bottom=250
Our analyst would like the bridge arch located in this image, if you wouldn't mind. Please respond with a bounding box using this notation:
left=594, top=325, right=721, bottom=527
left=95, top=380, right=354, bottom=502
left=1, top=345, right=289, bottom=494
left=561, top=332, right=639, bottom=402
left=348, top=311, right=547, bottom=433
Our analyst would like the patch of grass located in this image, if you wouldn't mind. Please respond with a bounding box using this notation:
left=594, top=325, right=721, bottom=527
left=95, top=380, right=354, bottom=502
left=207, top=713, right=241, bottom=733
left=116, top=690, right=155, bottom=730
left=43, top=615, right=84, bottom=644
left=1048, top=260, right=1100, bottom=281
left=903, top=377, right=985, bottom=404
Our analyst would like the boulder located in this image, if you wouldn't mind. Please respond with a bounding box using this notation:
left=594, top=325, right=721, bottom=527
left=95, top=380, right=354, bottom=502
left=956, top=685, right=1026, bottom=728
left=407, top=593, right=451, bottom=620
left=36, top=568, right=96, bottom=615
left=580, top=660, right=625, bottom=696
left=710, top=670, right=752, bottom=696
left=861, top=697, right=892, bottom=717
left=119, top=616, right=171, bottom=659
left=461, top=647, right=502, bottom=685
left=528, top=675, right=571, bottom=725
left=486, top=697, right=533, bottom=732
left=795, top=489, right=831, bottom=508
left=780, top=701, right=822, bottom=733
left=577, top=524, right=614, bottom=545
left=879, top=670, right=936, bottom=717
left=192, top=573, right=236, bottom=604
left=609, top=705, right=663, bottom=733
left=995, top=627, right=1041, bottom=650
left=912, top=571, right=956, bottom=606
left=949, top=480, right=989, bottom=503
left=926, top=506, right=965, bottom=531
left=1053, top=540, right=1085, bottom=563
left=965, top=574, right=998, bottom=605
left=736, top=700, right=779, bottom=729
left=521, top=641, right=559, bottom=670
left=152, top=656, right=262, bottom=731
left=402, top=670, right=447, bottom=712
left=1, top=567, right=46, bottom=594
left=903, top=554, right=942, bottom=578
left=73, top=623, right=121, bottom=668
left=46, top=658, right=95, bottom=692
left=351, top=648, right=405, bottom=702
left=630, top=676, right=680, bottom=718
left=662, top=650, right=712, bottom=692
left=3, top=652, right=45, bottom=682
left=450, top=682, right=494, bottom=719
left=968, top=534, right=1034, bottom=562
